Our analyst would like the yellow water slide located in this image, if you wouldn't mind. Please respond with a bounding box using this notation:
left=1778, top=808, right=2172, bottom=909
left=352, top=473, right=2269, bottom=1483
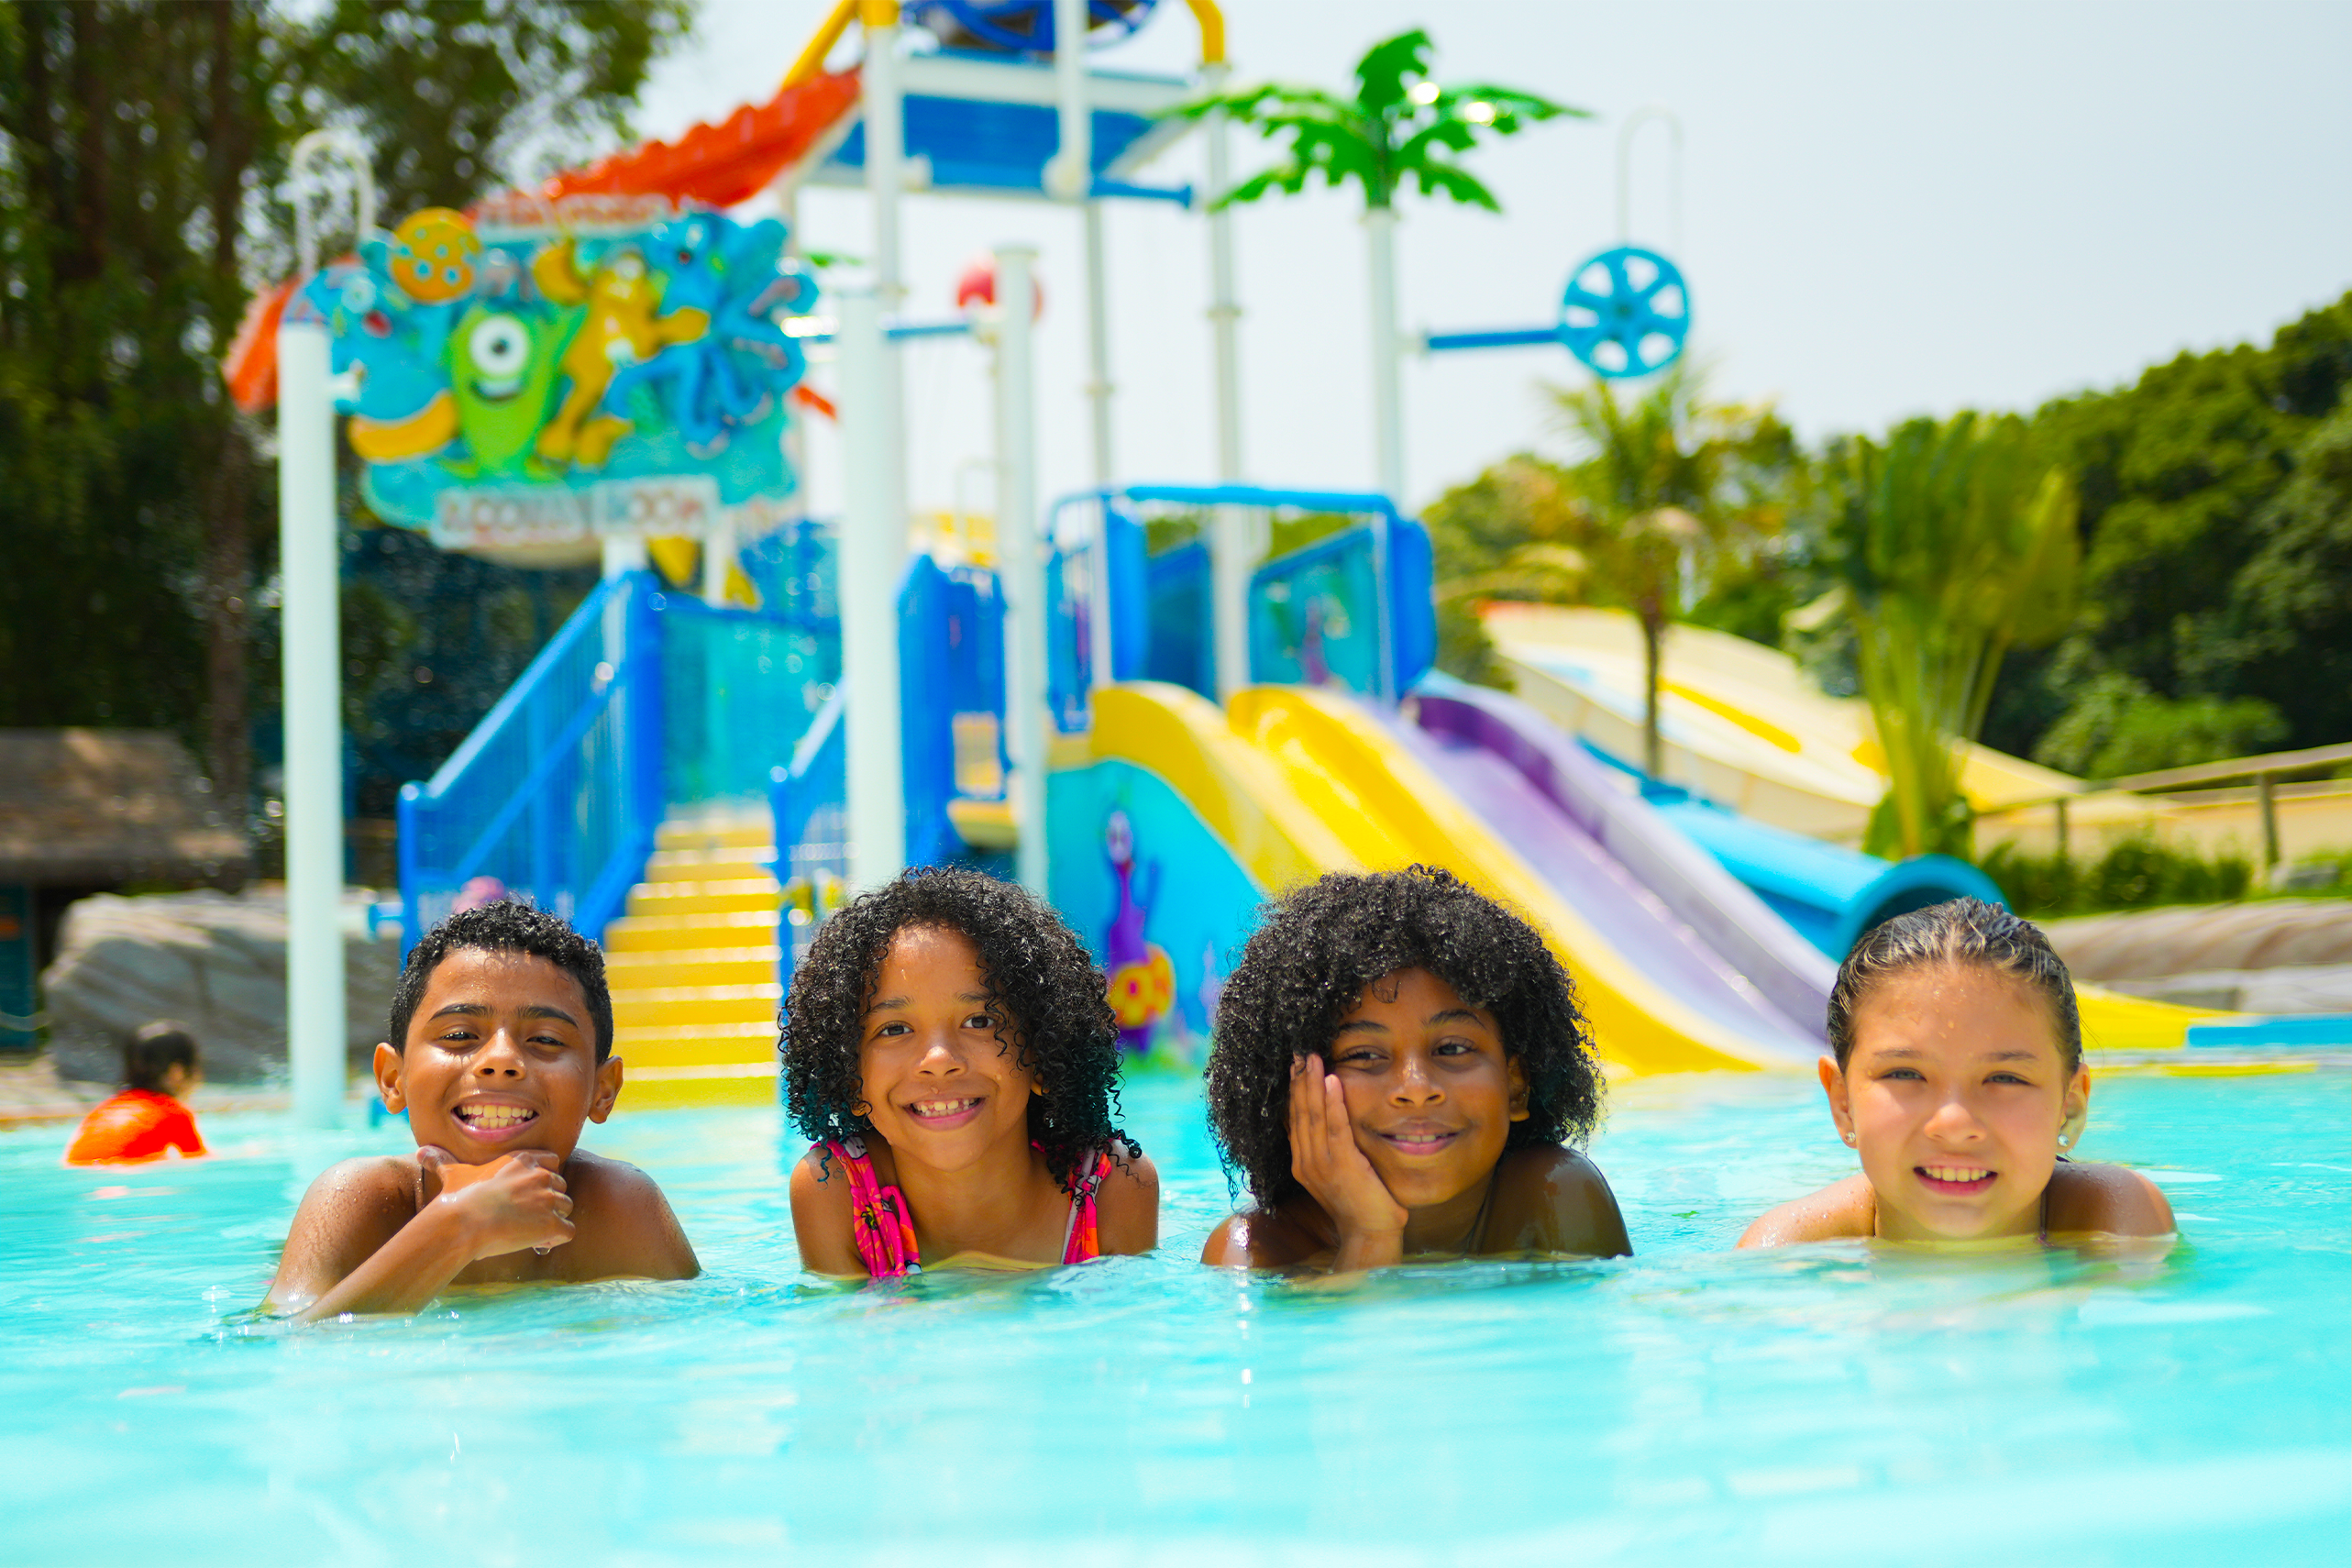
left=1088, top=682, right=1793, bottom=1075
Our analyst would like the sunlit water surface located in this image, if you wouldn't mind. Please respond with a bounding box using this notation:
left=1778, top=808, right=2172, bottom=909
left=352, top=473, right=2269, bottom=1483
left=2, top=1071, right=2345, bottom=1566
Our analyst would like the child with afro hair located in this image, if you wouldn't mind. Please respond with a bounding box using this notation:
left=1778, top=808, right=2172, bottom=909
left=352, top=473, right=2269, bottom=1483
left=1203, top=866, right=1629, bottom=1272
left=784, top=867, right=1158, bottom=1276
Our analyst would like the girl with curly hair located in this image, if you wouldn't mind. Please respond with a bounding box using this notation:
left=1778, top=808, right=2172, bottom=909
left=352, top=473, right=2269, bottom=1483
left=1202, top=867, right=1629, bottom=1273
left=783, top=867, right=1158, bottom=1276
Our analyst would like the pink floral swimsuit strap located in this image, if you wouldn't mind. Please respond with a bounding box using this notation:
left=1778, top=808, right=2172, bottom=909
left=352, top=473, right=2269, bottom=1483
left=1059, top=1145, right=1117, bottom=1265
left=826, top=1136, right=921, bottom=1278
left=824, top=1138, right=1119, bottom=1278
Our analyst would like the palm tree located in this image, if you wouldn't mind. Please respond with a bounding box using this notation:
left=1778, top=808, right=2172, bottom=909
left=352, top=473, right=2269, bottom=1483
left=1550, top=362, right=1791, bottom=778
left=1176, top=30, right=1580, bottom=499
left=1815, top=414, right=2079, bottom=858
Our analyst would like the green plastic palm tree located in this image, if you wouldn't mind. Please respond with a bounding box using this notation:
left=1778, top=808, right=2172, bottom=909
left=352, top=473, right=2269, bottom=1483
left=1815, top=414, right=2080, bottom=859
left=1176, top=30, right=1582, bottom=498
left=1551, top=362, right=1792, bottom=778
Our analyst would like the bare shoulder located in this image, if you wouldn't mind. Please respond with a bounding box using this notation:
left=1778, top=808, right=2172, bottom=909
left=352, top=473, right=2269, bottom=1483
left=2048, top=1161, right=2176, bottom=1238
left=564, top=1149, right=699, bottom=1281
left=1739, top=1172, right=1874, bottom=1248
left=1094, top=1139, right=1160, bottom=1256
left=1490, top=1144, right=1632, bottom=1258
left=1200, top=1205, right=1320, bottom=1269
left=267, top=1154, right=420, bottom=1308
left=788, top=1143, right=865, bottom=1276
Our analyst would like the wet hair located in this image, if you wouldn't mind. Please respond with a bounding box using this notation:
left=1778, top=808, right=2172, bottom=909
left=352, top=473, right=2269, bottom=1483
left=124, top=1021, right=199, bottom=1093
left=387, top=902, right=614, bottom=1061
left=1206, top=866, right=1606, bottom=1210
left=780, top=866, right=1130, bottom=1190
left=1827, top=898, right=2081, bottom=1073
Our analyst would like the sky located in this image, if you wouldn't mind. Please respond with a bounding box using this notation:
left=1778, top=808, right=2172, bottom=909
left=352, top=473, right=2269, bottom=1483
left=630, top=0, right=2352, bottom=519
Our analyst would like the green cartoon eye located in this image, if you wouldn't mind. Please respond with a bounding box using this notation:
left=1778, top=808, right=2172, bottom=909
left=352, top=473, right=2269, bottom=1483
left=468, top=314, right=530, bottom=379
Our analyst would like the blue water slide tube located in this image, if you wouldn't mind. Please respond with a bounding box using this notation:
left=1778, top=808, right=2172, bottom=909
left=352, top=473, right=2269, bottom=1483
left=1643, top=786, right=2006, bottom=958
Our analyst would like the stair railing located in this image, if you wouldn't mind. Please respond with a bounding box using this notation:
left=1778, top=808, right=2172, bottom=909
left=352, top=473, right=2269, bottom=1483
left=396, top=571, right=666, bottom=955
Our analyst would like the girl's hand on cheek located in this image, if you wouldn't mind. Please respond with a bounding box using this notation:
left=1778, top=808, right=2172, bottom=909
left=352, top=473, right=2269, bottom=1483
left=1289, top=1055, right=1408, bottom=1269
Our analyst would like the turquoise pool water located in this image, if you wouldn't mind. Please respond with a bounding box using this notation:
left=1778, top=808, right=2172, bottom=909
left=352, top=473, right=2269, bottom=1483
left=3, top=1070, right=2345, bottom=1566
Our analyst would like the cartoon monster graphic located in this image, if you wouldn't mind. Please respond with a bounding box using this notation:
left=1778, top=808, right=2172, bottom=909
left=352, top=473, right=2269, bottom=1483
left=386, top=208, right=482, bottom=304
left=1100, top=809, right=1175, bottom=1056
left=531, top=238, right=708, bottom=470
left=442, top=302, right=575, bottom=480
left=302, top=258, right=460, bottom=462
left=598, top=213, right=745, bottom=455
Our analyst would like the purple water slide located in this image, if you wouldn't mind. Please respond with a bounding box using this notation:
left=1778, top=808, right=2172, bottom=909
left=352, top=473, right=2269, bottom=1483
left=1397, top=678, right=1835, bottom=1065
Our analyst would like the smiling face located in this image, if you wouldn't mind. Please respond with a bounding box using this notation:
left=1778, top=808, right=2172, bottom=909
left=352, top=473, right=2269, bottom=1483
left=374, top=947, right=621, bottom=1165
left=1825, top=962, right=2089, bottom=1242
left=856, top=925, right=1038, bottom=1174
left=1323, top=967, right=1528, bottom=1212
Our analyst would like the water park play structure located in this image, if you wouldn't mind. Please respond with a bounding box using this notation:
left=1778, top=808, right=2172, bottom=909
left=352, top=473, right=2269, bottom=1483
left=223, top=0, right=2254, bottom=1121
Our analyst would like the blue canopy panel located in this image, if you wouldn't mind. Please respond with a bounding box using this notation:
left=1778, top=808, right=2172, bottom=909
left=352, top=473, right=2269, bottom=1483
left=811, top=52, right=1196, bottom=204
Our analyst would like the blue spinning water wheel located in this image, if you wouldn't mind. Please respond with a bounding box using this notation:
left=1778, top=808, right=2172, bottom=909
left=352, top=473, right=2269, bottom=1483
left=1559, top=246, right=1689, bottom=379
left=906, top=0, right=1157, bottom=56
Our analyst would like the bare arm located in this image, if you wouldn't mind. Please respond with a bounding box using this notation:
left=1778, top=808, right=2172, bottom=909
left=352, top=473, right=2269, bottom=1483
left=788, top=1146, right=868, bottom=1277
left=2048, top=1162, right=2176, bottom=1238
left=1094, top=1143, right=1160, bottom=1256
left=1739, top=1172, right=1875, bottom=1248
left=1200, top=1208, right=1323, bottom=1269
left=268, top=1150, right=575, bottom=1322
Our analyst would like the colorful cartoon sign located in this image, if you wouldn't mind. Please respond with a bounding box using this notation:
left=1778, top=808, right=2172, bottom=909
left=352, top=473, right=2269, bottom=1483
left=293, top=193, right=817, bottom=552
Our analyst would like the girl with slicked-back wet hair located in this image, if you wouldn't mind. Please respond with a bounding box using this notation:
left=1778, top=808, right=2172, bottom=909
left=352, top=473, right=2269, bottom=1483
left=1743, top=898, right=2175, bottom=1248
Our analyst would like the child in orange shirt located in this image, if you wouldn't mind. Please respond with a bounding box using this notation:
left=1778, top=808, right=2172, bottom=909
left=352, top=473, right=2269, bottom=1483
left=65, top=1021, right=208, bottom=1165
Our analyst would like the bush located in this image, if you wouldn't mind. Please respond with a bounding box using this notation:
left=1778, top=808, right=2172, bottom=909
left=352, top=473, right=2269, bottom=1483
left=2032, top=672, right=2288, bottom=779
left=1981, top=834, right=2252, bottom=918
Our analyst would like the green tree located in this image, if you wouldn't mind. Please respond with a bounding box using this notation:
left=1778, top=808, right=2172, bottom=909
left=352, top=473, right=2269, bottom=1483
left=1550, top=363, right=1792, bottom=777
left=0, top=0, right=687, bottom=849
left=1177, top=28, right=1579, bottom=496
left=1816, top=414, right=2079, bottom=859
left=1984, top=293, right=2352, bottom=764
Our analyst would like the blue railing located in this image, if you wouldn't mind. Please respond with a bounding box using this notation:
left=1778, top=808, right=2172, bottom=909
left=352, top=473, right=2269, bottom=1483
left=397, top=572, right=665, bottom=955
left=658, top=591, right=840, bottom=808
left=398, top=561, right=845, bottom=955
left=768, top=685, right=848, bottom=987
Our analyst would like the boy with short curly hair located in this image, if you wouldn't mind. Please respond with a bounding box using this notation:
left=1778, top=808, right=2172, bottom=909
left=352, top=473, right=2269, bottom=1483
left=1202, top=866, right=1630, bottom=1272
left=266, top=902, right=698, bottom=1320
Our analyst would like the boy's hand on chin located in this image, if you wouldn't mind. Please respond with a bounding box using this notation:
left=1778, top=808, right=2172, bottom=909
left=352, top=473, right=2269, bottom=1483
left=416, top=1146, right=576, bottom=1260
left=1290, top=1055, right=1408, bottom=1265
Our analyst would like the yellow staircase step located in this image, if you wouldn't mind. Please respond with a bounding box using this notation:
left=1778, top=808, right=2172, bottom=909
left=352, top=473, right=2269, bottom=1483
left=619, top=1059, right=778, bottom=1110
left=603, top=909, right=781, bottom=952
left=617, top=1023, right=779, bottom=1068
left=640, top=845, right=776, bottom=883
left=655, top=818, right=772, bottom=853
left=606, top=948, right=781, bottom=988
left=626, top=879, right=781, bottom=917
left=612, top=983, right=780, bottom=1029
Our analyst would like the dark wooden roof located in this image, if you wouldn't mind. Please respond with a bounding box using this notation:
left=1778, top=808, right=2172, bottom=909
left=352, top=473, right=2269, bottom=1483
left=0, top=730, right=248, bottom=886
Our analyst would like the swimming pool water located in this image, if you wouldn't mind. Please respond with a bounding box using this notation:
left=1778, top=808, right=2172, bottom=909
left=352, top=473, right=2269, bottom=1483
left=2, top=1070, right=2345, bottom=1566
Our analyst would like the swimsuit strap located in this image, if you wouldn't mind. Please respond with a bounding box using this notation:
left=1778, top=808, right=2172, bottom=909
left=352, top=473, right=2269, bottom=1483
left=1059, top=1143, right=1118, bottom=1264
left=826, top=1136, right=921, bottom=1278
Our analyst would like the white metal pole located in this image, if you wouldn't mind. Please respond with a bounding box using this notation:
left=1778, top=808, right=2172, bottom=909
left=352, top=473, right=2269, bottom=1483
left=836, top=286, right=907, bottom=889
left=1081, top=203, right=1115, bottom=489
left=278, top=316, right=346, bottom=1130
left=1045, top=0, right=1091, bottom=203
left=1202, top=75, right=1253, bottom=701
left=1087, top=497, right=1114, bottom=694
left=1364, top=205, right=1405, bottom=502
left=864, top=17, right=905, bottom=307
left=993, top=248, right=1048, bottom=898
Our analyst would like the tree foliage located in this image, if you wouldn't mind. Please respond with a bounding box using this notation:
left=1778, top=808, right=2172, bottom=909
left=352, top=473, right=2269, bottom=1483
left=1176, top=28, right=1581, bottom=213
left=0, top=0, right=687, bottom=849
left=1815, top=414, right=2079, bottom=859
left=1983, top=293, right=2352, bottom=767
